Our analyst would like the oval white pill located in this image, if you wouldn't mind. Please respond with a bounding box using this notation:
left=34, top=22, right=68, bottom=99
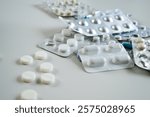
left=58, top=44, right=70, bottom=53
left=61, top=29, right=72, bottom=37
left=20, top=89, right=38, bottom=100
left=53, top=33, right=64, bottom=42
left=20, top=55, right=33, bottom=65
left=111, top=55, right=130, bottom=64
left=136, top=43, right=146, bottom=51
left=39, top=62, right=54, bottom=73
left=21, top=71, right=36, bottom=83
left=40, top=73, right=56, bottom=85
left=86, top=57, right=105, bottom=67
left=34, top=51, right=48, bottom=60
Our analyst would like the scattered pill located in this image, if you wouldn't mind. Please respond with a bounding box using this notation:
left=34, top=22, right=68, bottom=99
left=39, top=62, right=54, bottom=73
left=21, top=71, right=36, bottom=83
left=20, top=55, right=33, bottom=65
left=19, top=89, right=38, bottom=100
left=34, top=51, right=48, bottom=60
left=39, top=73, right=56, bottom=85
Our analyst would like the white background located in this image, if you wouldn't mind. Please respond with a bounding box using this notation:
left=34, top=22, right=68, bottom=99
left=0, top=0, right=150, bottom=100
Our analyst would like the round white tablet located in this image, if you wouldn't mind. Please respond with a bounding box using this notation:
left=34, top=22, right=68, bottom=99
left=40, top=73, right=56, bottom=85
left=34, top=51, right=48, bottom=60
left=61, top=29, right=72, bottom=37
left=21, top=71, right=36, bottom=83
left=58, top=44, right=71, bottom=53
left=39, top=62, right=54, bottom=73
left=20, top=89, right=38, bottom=100
left=20, top=55, right=33, bottom=65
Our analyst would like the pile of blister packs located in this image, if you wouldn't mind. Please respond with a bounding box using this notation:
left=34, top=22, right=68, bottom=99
left=38, top=0, right=150, bottom=73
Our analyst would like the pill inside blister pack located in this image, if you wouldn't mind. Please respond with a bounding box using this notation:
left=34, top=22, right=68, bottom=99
left=38, top=28, right=91, bottom=57
left=78, top=40, right=134, bottom=73
left=45, top=0, right=92, bottom=17
left=67, top=9, right=137, bottom=36
left=132, top=37, right=150, bottom=70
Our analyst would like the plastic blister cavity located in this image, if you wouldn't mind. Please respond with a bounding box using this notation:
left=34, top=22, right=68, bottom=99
left=78, top=40, right=134, bottom=73
left=132, top=37, right=150, bottom=70
left=68, top=9, right=137, bottom=36
left=38, top=29, right=90, bottom=57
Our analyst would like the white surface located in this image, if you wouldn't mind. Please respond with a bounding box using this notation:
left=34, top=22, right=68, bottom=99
left=0, top=0, right=150, bottom=100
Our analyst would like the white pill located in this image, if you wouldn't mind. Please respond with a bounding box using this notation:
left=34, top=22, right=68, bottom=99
left=86, top=57, right=105, bottom=67
left=133, top=38, right=144, bottom=43
left=20, top=55, right=33, bottom=65
left=20, top=89, right=38, bottom=100
left=21, top=71, right=36, bottom=83
left=40, top=73, right=55, bottom=85
left=39, top=62, right=54, bottom=73
left=53, top=33, right=64, bottom=42
left=58, top=44, right=71, bottom=53
left=80, top=45, right=99, bottom=55
left=136, top=43, right=146, bottom=51
left=93, top=36, right=100, bottom=44
left=34, top=51, right=48, bottom=60
left=111, top=55, right=130, bottom=64
left=61, top=29, right=72, bottom=37
left=67, top=39, right=78, bottom=48
left=105, top=43, right=122, bottom=52
left=74, top=34, right=84, bottom=42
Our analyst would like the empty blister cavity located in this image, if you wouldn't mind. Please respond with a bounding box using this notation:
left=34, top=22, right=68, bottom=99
left=86, top=57, right=105, bottom=67
left=99, top=27, right=109, bottom=33
left=39, top=62, right=54, bottom=73
left=111, top=25, right=121, bottom=31
left=86, top=28, right=97, bottom=35
left=80, top=45, right=99, bottom=55
left=104, top=42, right=122, bottom=53
left=53, top=33, right=64, bottom=42
left=21, top=71, right=36, bottom=83
left=39, top=73, right=56, bottom=85
left=20, top=55, right=33, bottom=65
left=123, top=23, right=130, bottom=29
left=114, top=15, right=124, bottom=21
left=103, top=16, right=113, bottom=22
left=91, top=18, right=101, bottom=24
left=19, top=89, right=38, bottom=100
left=78, top=20, right=89, bottom=26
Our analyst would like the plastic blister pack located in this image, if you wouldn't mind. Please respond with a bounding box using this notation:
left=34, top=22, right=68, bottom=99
left=45, top=0, right=93, bottom=17
left=38, top=29, right=91, bottom=57
left=78, top=40, right=134, bottom=73
left=132, top=37, right=150, bottom=70
left=67, top=9, right=137, bottom=36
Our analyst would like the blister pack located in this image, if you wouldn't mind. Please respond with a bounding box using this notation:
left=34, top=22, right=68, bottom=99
left=132, top=37, right=150, bottom=70
left=45, top=0, right=93, bottom=17
left=38, top=28, right=91, bottom=57
left=67, top=9, right=137, bottom=36
left=77, top=40, right=134, bottom=73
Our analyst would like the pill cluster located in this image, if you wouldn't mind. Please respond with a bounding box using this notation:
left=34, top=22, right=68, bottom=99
left=45, top=0, right=92, bottom=17
left=17, top=50, right=57, bottom=100
left=78, top=40, right=134, bottom=73
left=38, top=28, right=91, bottom=57
left=38, top=0, right=150, bottom=73
left=132, top=37, right=150, bottom=70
